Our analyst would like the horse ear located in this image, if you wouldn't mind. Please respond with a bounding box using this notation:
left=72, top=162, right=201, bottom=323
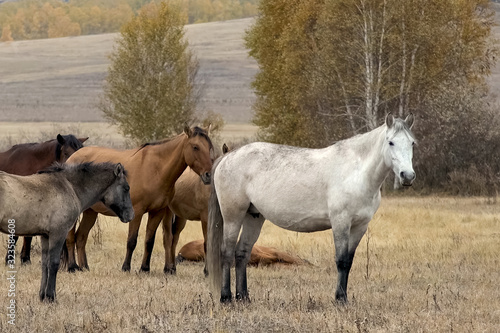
left=385, top=113, right=394, bottom=128
left=405, top=113, right=415, bottom=129
left=184, top=123, right=193, bottom=137
left=114, top=163, right=124, bottom=177
left=222, top=143, right=229, bottom=154
left=206, top=123, right=212, bottom=135
left=57, top=134, right=66, bottom=145
left=79, top=137, right=89, bottom=143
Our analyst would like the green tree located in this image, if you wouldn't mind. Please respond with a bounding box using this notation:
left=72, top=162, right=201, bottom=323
left=100, top=1, right=201, bottom=143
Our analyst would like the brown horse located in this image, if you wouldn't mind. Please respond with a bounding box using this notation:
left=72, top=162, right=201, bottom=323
left=1, top=134, right=88, bottom=264
left=140, top=144, right=229, bottom=275
left=176, top=239, right=309, bottom=267
left=64, top=125, right=213, bottom=273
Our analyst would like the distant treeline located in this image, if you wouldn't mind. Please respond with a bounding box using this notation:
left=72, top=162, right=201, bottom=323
left=0, top=0, right=258, bottom=41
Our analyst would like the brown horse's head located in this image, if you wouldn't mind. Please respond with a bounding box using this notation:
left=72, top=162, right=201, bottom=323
left=56, top=134, right=88, bottom=163
left=182, top=124, right=213, bottom=185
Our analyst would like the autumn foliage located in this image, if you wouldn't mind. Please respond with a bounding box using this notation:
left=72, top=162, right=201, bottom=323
left=246, top=0, right=499, bottom=193
left=0, top=0, right=258, bottom=41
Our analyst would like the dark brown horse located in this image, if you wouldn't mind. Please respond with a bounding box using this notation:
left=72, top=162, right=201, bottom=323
left=1, top=134, right=88, bottom=264
left=64, top=125, right=213, bottom=273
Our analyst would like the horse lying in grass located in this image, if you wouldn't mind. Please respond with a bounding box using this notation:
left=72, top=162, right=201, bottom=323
left=177, top=239, right=309, bottom=266
left=64, top=125, right=213, bottom=273
left=1, top=134, right=88, bottom=265
left=207, top=114, right=416, bottom=304
left=0, top=162, right=134, bottom=302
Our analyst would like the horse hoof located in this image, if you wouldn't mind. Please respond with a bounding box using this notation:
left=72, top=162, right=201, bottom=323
left=235, top=294, right=251, bottom=303
left=220, top=295, right=233, bottom=304
left=334, top=297, right=349, bottom=306
left=163, top=267, right=176, bottom=275
left=121, top=265, right=131, bottom=272
left=43, top=296, right=56, bottom=303
left=68, top=264, right=82, bottom=273
left=139, top=267, right=150, bottom=273
left=21, top=258, right=31, bottom=265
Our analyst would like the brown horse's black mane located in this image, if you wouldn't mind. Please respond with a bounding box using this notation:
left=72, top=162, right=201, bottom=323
left=38, top=161, right=126, bottom=176
left=137, top=127, right=213, bottom=152
left=5, top=135, right=83, bottom=160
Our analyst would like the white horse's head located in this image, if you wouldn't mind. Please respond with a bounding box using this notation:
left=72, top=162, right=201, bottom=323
left=384, top=114, right=416, bottom=187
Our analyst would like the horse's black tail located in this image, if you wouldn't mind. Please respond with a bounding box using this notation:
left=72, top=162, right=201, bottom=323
left=206, top=158, right=224, bottom=294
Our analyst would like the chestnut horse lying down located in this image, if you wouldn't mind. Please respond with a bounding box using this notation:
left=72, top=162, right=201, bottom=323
left=176, top=239, right=309, bottom=266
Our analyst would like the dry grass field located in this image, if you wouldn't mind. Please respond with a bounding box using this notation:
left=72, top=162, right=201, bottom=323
left=0, top=121, right=258, bottom=151
left=0, top=197, right=499, bottom=332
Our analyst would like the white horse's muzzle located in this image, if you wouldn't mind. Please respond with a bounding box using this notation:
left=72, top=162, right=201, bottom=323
left=399, top=171, right=416, bottom=186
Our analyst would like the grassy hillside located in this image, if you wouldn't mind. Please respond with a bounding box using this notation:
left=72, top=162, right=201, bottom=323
left=0, top=18, right=257, bottom=123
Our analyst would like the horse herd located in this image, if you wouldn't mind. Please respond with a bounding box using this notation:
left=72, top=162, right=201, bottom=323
left=0, top=114, right=416, bottom=305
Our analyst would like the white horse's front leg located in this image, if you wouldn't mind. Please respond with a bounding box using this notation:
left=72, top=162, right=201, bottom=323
left=332, top=219, right=351, bottom=303
left=332, top=216, right=370, bottom=304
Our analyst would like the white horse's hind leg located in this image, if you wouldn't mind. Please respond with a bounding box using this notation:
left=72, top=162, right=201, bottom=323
left=220, top=211, right=246, bottom=302
left=235, top=214, right=265, bottom=301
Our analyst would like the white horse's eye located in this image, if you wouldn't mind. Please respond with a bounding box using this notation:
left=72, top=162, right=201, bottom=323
left=389, top=141, right=394, bottom=146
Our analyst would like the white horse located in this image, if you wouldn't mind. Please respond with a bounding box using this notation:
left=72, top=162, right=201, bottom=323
left=207, top=114, right=416, bottom=303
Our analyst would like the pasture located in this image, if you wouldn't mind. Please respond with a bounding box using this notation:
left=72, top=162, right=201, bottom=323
left=0, top=196, right=498, bottom=332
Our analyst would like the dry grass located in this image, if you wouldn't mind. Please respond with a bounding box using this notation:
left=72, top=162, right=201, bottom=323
left=0, top=197, right=499, bottom=332
left=0, top=122, right=258, bottom=152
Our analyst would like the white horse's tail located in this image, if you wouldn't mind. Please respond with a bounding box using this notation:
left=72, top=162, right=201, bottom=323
left=206, top=158, right=223, bottom=294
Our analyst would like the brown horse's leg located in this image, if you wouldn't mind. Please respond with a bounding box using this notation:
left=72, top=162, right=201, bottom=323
left=161, top=208, right=176, bottom=274
left=171, top=215, right=187, bottom=263
left=75, top=209, right=98, bottom=270
left=122, top=213, right=143, bottom=272
left=65, top=224, right=81, bottom=272
left=140, top=209, right=166, bottom=272
left=20, top=236, right=33, bottom=264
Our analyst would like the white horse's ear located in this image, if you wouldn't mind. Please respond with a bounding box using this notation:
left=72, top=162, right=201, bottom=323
left=222, top=143, right=229, bottom=154
left=184, top=123, right=193, bottom=137
left=405, top=113, right=415, bottom=129
left=385, top=113, right=394, bottom=128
